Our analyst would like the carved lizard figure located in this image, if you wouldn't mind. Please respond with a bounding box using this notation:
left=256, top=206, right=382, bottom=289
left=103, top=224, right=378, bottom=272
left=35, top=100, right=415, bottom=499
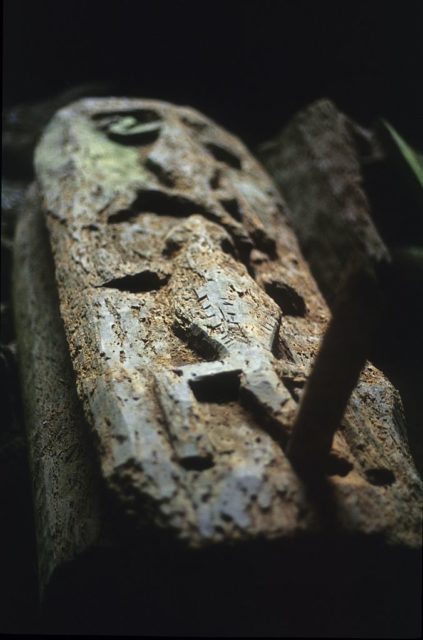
left=155, top=215, right=298, bottom=465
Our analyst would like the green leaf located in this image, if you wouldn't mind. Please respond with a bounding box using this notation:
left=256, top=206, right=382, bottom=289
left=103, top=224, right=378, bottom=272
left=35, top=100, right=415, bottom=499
left=381, top=119, right=423, bottom=189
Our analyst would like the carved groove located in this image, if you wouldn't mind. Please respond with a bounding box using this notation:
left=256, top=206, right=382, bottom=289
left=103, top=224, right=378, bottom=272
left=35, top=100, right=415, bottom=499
left=92, top=108, right=161, bottom=124
left=325, top=454, right=353, bottom=477
left=179, top=455, right=215, bottom=471
left=220, top=198, right=242, bottom=221
left=250, top=229, right=277, bottom=258
left=205, top=142, right=242, bottom=169
left=172, top=321, right=223, bottom=362
left=146, top=157, right=176, bottom=187
left=189, top=371, right=241, bottom=404
left=92, top=109, right=162, bottom=146
left=108, top=189, right=212, bottom=223
left=180, top=115, right=208, bottom=132
left=365, top=468, right=396, bottom=486
left=106, top=124, right=161, bottom=146
left=210, top=169, right=221, bottom=190
left=264, top=281, right=306, bottom=316
left=99, top=270, right=169, bottom=293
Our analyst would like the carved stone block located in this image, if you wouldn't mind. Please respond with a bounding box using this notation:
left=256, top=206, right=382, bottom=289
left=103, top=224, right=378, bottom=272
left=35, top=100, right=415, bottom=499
left=15, top=99, right=422, bottom=578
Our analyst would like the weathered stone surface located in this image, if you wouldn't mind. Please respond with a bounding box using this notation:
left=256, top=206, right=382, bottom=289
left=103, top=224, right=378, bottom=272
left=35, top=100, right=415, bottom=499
left=260, top=98, right=389, bottom=304
left=13, top=185, right=107, bottom=594
left=2, top=84, right=112, bottom=180
left=259, top=99, right=423, bottom=477
left=23, top=97, right=422, bottom=549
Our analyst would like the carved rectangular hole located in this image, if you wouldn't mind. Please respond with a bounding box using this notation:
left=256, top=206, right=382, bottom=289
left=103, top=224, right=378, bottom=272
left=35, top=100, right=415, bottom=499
left=251, top=229, right=278, bottom=259
left=108, top=189, right=211, bottom=223
left=180, top=455, right=215, bottom=471
left=145, top=158, right=176, bottom=187
left=99, top=270, right=169, bottom=293
left=324, top=454, right=353, bottom=477
left=92, top=108, right=161, bottom=124
left=205, top=142, right=242, bottom=170
left=189, top=370, right=241, bottom=404
left=365, top=468, right=395, bottom=486
left=264, top=281, right=306, bottom=316
left=220, top=198, right=242, bottom=221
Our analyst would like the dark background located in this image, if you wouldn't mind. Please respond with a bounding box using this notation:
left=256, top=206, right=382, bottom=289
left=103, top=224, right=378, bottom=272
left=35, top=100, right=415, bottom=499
left=2, top=1, right=423, bottom=636
left=3, top=0, right=423, bottom=147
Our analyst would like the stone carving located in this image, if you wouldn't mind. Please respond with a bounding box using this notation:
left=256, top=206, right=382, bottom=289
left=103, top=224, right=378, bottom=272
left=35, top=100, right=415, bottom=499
left=24, top=97, right=421, bottom=549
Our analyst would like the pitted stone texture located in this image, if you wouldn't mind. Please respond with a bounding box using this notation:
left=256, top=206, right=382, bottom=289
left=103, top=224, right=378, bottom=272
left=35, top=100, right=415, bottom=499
left=260, top=99, right=389, bottom=304
left=33, top=98, right=422, bottom=547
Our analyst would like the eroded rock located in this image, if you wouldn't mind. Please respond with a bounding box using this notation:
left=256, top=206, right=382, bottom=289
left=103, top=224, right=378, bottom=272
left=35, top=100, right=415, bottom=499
left=15, top=98, right=421, bottom=559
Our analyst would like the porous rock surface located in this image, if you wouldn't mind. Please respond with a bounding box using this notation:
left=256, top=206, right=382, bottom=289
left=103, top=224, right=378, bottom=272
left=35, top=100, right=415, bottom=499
left=32, top=98, right=422, bottom=547
left=260, top=99, right=388, bottom=303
